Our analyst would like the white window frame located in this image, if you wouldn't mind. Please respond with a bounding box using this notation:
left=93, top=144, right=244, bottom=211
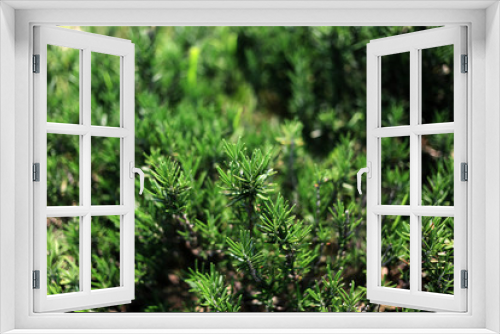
left=33, top=25, right=136, bottom=313
left=0, top=1, right=499, bottom=333
left=366, top=26, right=468, bottom=312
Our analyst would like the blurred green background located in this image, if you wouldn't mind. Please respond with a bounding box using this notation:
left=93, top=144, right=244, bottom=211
left=45, top=26, right=455, bottom=312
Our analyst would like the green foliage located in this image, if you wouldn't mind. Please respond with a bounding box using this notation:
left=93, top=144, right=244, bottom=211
left=259, top=194, right=311, bottom=247
left=149, top=157, right=192, bottom=216
left=47, top=216, right=122, bottom=296
left=329, top=201, right=363, bottom=268
left=185, top=263, right=242, bottom=312
left=421, top=217, right=454, bottom=294
left=47, top=218, right=80, bottom=295
left=47, top=134, right=79, bottom=206
left=305, top=265, right=364, bottom=312
left=91, top=137, right=121, bottom=205
left=226, top=230, right=264, bottom=279
left=381, top=216, right=411, bottom=289
left=46, top=26, right=454, bottom=313
left=218, top=139, right=276, bottom=204
left=90, top=216, right=121, bottom=290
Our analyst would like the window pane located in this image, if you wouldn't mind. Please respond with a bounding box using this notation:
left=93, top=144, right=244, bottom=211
left=421, top=45, right=454, bottom=124
left=91, top=216, right=121, bottom=290
left=421, top=133, right=454, bottom=206
left=380, top=215, right=410, bottom=289
left=381, top=52, right=410, bottom=127
left=421, top=216, right=454, bottom=295
left=47, top=45, right=80, bottom=124
left=381, top=136, right=410, bottom=205
left=91, top=136, right=120, bottom=205
left=91, top=52, right=121, bottom=127
left=47, top=217, right=80, bottom=295
left=47, top=134, right=80, bottom=206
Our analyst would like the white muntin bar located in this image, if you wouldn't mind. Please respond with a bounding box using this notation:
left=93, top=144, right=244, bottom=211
left=412, top=122, right=454, bottom=135
left=90, top=205, right=130, bottom=216
left=46, top=123, right=129, bottom=138
left=372, top=205, right=454, bottom=217
left=409, top=47, right=419, bottom=297
left=412, top=206, right=455, bottom=217
left=46, top=123, right=87, bottom=135
left=90, top=126, right=129, bottom=138
left=373, top=123, right=454, bottom=138
left=82, top=46, right=92, bottom=297
left=45, top=205, right=131, bottom=217
left=372, top=205, right=411, bottom=215
left=46, top=206, right=89, bottom=217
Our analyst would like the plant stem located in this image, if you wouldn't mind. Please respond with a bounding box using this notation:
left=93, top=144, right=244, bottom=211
left=246, top=198, right=255, bottom=237
left=289, top=140, right=298, bottom=205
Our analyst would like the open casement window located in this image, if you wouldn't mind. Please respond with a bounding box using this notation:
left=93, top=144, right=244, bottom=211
left=363, top=26, right=467, bottom=312
left=33, top=26, right=139, bottom=312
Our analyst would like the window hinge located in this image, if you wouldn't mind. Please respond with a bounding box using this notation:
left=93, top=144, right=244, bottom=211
left=33, top=54, right=40, bottom=73
left=461, top=270, right=468, bottom=289
left=461, top=162, right=468, bottom=181
left=33, top=270, right=40, bottom=289
left=33, top=163, right=40, bottom=182
left=461, top=54, right=468, bottom=73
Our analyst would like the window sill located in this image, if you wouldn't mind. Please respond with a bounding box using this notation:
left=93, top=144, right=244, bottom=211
left=4, top=330, right=497, bottom=334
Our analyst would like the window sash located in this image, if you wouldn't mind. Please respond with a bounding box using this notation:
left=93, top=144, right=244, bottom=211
left=33, top=25, right=135, bottom=313
left=366, top=26, right=468, bottom=312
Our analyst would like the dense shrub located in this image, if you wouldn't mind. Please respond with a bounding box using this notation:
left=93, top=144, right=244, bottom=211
left=45, top=26, right=454, bottom=312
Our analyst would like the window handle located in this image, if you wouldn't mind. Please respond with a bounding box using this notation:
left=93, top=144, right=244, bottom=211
left=357, top=162, right=372, bottom=195
left=130, top=162, right=145, bottom=195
